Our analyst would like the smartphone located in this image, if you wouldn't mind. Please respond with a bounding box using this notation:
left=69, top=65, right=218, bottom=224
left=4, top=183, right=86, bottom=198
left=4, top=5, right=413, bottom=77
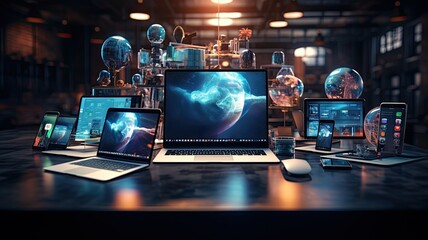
left=320, top=158, right=352, bottom=169
left=315, top=120, right=335, bottom=151
left=377, top=102, right=407, bottom=156
left=32, top=111, right=60, bottom=150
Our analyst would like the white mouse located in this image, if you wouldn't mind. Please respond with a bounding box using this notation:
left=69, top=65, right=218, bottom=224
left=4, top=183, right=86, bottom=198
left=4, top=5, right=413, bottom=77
left=281, top=159, right=311, bottom=175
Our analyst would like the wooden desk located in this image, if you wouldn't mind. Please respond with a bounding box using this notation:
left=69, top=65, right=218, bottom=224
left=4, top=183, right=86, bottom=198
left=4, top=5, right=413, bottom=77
left=1, top=127, right=428, bottom=238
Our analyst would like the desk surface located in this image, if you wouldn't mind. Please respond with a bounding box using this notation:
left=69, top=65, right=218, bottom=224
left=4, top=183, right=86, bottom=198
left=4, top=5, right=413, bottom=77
left=1, top=127, right=428, bottom=238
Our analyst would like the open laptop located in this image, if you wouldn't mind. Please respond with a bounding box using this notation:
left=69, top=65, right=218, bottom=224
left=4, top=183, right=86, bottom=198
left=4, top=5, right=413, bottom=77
left=153, top=69, right=280, bottom=163
left=44, top=107, right=161, bottom=181
left=43, top=95, right=142, bottom=158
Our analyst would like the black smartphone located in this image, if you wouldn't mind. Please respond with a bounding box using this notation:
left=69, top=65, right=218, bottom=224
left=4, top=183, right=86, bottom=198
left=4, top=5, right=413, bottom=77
left=377, top=102, right=407, bottom=156
left=48, top=116, right=77, bottom=150
left=32, top=111, right=60, bottom=151
left=320, top=158, right=352, bottom=169
left=315, top=119, right=335, bottom=151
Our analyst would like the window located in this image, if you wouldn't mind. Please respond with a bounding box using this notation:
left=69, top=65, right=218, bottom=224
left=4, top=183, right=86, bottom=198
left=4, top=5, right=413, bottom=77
left=294, top=46, right=326, bottom=67
left=379, top=26, right=403, bottom=54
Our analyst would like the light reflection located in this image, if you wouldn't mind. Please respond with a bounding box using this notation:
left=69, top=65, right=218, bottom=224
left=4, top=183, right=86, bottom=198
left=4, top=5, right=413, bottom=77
left=221, top=174, right=247, bottom=206
left=113, top=189, right=142, bottom=210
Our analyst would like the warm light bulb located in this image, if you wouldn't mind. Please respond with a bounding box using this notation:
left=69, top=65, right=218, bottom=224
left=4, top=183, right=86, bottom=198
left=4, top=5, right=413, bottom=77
left=283, top=11, right=303, bottom=19
left=129, top=12, right=150, bottom=20
left=269, top=20, right=288, bottom=28
left=208, top=18, right=233, bottom=26
left=211, top=0, right=233, bottom=4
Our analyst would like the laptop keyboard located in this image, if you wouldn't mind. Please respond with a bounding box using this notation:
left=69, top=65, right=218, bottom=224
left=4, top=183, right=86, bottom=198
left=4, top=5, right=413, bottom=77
left=72, top=158, right=138, bottom=172
left=165, top=149, right=266, bottom=155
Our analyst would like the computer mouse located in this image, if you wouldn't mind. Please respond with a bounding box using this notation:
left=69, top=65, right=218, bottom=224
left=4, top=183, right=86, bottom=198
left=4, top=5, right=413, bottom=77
left=281, top=159, right=311, bottom=175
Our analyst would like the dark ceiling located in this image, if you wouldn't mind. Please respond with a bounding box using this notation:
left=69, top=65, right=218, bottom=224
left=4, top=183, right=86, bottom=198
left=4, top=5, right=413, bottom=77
left=0, top=0, right=424, bottom=49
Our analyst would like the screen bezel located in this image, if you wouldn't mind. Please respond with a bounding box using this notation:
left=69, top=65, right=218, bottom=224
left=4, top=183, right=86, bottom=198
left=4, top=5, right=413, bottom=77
left=303, top=98, right=366, bottom=139
left=315, top=119, right=335, bottom=151
left=162, top=69, right=269, bottom=148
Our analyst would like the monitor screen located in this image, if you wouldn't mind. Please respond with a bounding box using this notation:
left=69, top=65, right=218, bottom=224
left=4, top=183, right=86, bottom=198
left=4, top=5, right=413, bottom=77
left=75, top=96, right=142, bottom=141
left=163, top=69, right=269, bottom=148
left=303, top=98, right=365, bottom=139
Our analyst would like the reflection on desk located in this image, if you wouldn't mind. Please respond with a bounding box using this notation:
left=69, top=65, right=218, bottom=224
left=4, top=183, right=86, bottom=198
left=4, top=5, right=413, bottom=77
left=1, top=127, right=428, bottom=238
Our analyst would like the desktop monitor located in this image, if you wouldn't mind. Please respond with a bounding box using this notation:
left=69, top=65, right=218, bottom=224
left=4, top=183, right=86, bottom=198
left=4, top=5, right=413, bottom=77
left=74, top=95, right=142, bottom=141
left=303, top=98, right=365, bottom=139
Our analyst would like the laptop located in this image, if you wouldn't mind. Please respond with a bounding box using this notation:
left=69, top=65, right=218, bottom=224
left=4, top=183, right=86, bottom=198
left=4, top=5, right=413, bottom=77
left=44, top=107, right=161, bottom=181
left=153, top=69, right=280, bottom=163
left=43, top=95, right=142, bottom=158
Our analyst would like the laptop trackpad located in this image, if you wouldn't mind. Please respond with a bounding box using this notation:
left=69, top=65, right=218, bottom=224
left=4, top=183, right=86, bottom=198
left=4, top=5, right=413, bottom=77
left=65, top=167, right=98, bottom=175
left=194, top=156, right=234, bottom=161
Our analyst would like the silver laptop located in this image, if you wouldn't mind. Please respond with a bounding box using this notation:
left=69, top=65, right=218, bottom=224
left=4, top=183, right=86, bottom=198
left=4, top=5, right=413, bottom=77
left=44, top=108, right=161, bottom=181
left=153, top=69, right=280, bottom=163
left=43, top=95, right=142, bottom=158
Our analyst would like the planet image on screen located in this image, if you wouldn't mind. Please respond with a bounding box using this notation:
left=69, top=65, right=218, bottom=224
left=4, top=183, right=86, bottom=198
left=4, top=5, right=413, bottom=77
left=171, top=72, right=265, bottom=137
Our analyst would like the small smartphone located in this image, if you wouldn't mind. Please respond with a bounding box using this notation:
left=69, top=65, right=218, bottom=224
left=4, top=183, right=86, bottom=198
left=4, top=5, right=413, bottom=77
left=377, top=102, right=407, bottom=156
left=315, top=120, right=335, bottom=151
left=320, top=158, right=352, bottom=169
left=32, top=111, right=60, bottom=151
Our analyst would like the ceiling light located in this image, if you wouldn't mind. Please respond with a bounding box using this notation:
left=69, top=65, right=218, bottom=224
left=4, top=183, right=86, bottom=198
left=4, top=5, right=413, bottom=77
left=216, top=12, right=242, bottom=18
left=25, top=6, right=45, bottom=24
left=269, top=20, right=288, bottom=28
left=211, top=0, right=233, bottom=4
left=57, top=20, right=72, bottom=38
left=283, top=0, right=303, bottom=19
left=129, top=0, right=150, bottom=20
left=208, top=18, right=233, bottom=26
left=390, top=0, right=406, bottom=23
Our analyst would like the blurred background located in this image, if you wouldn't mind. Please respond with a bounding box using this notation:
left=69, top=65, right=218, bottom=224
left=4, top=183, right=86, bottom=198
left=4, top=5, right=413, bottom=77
left=0, top=0, right=427, bottom=148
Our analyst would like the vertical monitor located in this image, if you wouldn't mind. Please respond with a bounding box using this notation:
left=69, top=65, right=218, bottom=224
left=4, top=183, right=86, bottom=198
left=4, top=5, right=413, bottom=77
left=303, top=98, right=365, bottom=139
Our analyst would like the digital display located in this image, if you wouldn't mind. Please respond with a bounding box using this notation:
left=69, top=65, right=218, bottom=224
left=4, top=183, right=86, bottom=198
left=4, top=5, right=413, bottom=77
left=377, top=102, right=407, bottom=155
left=32, top=112, right=59, bottom=150
left=304, top=98, right=365, bottom=139
left=75, top=96, right=141, bottom=140
left=316, top=120, right=334, bottom=151
left=163, top=69, right=268, bottom=148
left=49, top=116, right=76, bottom=147
left=98, top=109, right=160, bottom=160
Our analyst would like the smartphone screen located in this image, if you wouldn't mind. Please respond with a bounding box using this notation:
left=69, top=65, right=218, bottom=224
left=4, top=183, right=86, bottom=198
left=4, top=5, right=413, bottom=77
left=32, top=111, right=60, bottom=150
left=377, top=102, right=407, bottom=155
left=315, top=120, right=335, bottom=151
left=320, top=158, right=352, bottom=169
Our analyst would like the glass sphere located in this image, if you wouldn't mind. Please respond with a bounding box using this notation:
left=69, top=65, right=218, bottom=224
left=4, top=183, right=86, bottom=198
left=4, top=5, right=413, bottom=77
left=364, top=106, right=380, bottom=146
left=132, top=73, right=144, bottom=86
left=147, top=24, right=166, bottom=44
left=240, top=49, right=256, bottom=69
left=269, top=65, right=304, bottom=107
left=101, top=36, right=132, bottom=72
left=271, top=50, right=285, bottom=65
left=324, top=67, right=363, bottom=99
left=96, top=70, right=111, bottom=86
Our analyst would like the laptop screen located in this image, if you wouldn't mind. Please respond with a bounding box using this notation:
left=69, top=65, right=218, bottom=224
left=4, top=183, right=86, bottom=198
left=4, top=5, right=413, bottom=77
left=97, top=108, right=161, bottom=162
left=75, top=96, right=142, bottom=141
left=163, top=69, right=269, bottom=148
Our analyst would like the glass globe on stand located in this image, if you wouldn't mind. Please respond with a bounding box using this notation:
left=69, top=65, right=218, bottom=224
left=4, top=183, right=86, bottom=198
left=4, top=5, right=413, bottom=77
left=324, top=67, right=363, bottom=99
left=146, top=24, right=166, bottom=108
left=268, top=65, right=304, bottom=135
left=100, top=36, right=132, bottom=87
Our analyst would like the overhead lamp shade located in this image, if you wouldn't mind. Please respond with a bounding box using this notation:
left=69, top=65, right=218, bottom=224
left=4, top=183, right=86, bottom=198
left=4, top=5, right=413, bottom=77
left=283, top=0, right=303, bottom=19
left=390, top=1, right=406, bottom=22
left=57, top=19, right=72, bottom=38
left=26, top=7, right=45, bottom=24
left=315, top=32, right=325, bottom=46
left=129, top=1, right=150, bottom=20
